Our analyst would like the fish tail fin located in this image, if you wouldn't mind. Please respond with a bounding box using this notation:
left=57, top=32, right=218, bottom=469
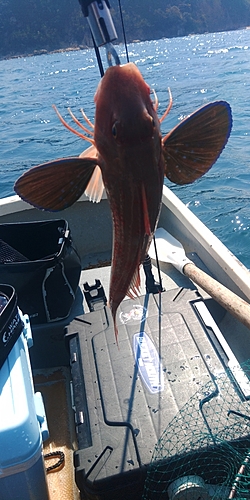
left=114, top=318, right=119, bottom=348
left=109, top=301, right=120, bottom=347
left=127, top=267, right=141, bottom=299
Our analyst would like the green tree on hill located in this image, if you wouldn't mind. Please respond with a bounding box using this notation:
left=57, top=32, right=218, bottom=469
left=0, top=0, right=250, bottom=59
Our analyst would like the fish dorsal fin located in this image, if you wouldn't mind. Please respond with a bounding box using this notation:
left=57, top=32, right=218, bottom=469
left=79, top=145, right=104, bottom=203
left=163, top=101, right=232, bottom=185
left=14, top=156, right=98, bottom=211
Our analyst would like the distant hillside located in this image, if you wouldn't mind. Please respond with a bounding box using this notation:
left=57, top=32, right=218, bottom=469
left=1, top=0, right=250, bottom=59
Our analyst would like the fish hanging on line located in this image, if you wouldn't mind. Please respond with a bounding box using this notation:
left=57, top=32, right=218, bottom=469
left=14, top=62, right=232, bottom=343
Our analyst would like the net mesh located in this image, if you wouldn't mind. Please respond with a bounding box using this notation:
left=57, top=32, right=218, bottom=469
left=143, top=360, right=250, bottom=500
left=0, top=239, right=28, bottom=263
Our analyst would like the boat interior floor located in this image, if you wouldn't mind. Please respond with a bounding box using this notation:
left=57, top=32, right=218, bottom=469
left=32, top=254, right=250, bottom=500
left=34, top=368, right=81, bottom=500
left=75, top=255, right=250, bottom=368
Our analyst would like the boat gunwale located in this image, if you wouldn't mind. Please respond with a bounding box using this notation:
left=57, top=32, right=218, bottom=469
left=162, top=185, right=250, bottom=301
left=0, top=187, right=250, bottom=302
left=0, top=191, right=108, bottom=216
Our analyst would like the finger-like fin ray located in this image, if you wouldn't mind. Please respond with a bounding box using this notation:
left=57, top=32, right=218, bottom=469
left=159, top=87, right=173, bottom=123
left=152, top=88, right=158, bottom=112
left=80, top=108, right=95, bottom=130
left=67, top=107, right=94, bottom=136
left=52, top=105, right=95, bottom=145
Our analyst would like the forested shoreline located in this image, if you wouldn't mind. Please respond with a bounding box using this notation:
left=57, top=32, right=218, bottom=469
left=1, top=0, right=250, bottom=60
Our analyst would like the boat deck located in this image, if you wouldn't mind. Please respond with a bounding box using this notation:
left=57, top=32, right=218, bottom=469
left=78, top=256, right=250, bottom=367
left=32, top=256, right=250, bottom=500
left=32, top=259, right=194, bottom=500
left=34, top=367, right=80, bottom=500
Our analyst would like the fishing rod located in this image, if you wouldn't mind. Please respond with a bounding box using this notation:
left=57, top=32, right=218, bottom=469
left=78, top=0, right=121, bottom=76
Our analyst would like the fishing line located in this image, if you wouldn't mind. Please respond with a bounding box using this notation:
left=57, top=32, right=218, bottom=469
left=117, top=0, right=129, bottom=62
left=91, top=33, right=104, bottom=77
left=153, top=235, right=163, bottom=293
left=153, top=234, right=163, bottom=439
left=157, top=289, right=162, bottom=440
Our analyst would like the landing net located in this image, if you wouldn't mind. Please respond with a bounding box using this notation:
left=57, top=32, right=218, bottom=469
left=143, top=359, right=250, bottom=500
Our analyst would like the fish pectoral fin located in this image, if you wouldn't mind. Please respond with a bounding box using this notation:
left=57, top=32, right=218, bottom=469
left=84, top=165, right=105, bottom=203
left=14, top=157, right=98, bottom=211
left=79, top=144, right=98, bottom=159
left=163, top=101, right=232, bottom=185
left=79, top=146, right=105, bottom=202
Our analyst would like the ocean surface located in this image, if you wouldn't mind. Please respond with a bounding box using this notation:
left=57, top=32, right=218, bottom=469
left=1, top=29, right=250, bottom=268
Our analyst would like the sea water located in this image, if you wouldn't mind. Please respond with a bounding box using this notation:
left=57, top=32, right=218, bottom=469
left=0, top=28, right=250, bottom=267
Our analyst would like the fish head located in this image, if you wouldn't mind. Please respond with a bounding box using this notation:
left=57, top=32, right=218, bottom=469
left=94, top=62, right=162, bottom=160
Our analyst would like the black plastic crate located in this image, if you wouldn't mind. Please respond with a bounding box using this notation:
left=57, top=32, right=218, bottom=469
left=66, top=288, right=250, bottom=500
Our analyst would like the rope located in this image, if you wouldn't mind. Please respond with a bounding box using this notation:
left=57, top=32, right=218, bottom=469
left=44, top=451, right=65, bottom=473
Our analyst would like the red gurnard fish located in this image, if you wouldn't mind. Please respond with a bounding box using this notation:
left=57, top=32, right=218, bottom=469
left=14, top=62, right=232, bottom=342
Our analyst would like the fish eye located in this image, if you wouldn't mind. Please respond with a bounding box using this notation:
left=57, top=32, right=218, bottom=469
left=112, top=123, right=117, bottom=138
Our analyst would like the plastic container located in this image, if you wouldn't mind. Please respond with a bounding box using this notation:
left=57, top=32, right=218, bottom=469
left=0, top=219, right=81, bottom=324
left=0, top=311, right=49, bottom=500
left=66, top=287, right=248, bottom=500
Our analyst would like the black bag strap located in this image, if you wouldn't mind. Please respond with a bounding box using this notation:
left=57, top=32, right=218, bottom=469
left=0, top=284, right=24, bottom=370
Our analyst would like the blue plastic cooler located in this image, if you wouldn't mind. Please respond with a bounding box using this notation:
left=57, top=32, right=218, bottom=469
left=0, top=312, right=49, bottom=500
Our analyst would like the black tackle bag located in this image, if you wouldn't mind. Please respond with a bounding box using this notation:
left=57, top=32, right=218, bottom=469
left=0, top=220, right=81, bottom=325
left=0, top=284, right=23, bottom=369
